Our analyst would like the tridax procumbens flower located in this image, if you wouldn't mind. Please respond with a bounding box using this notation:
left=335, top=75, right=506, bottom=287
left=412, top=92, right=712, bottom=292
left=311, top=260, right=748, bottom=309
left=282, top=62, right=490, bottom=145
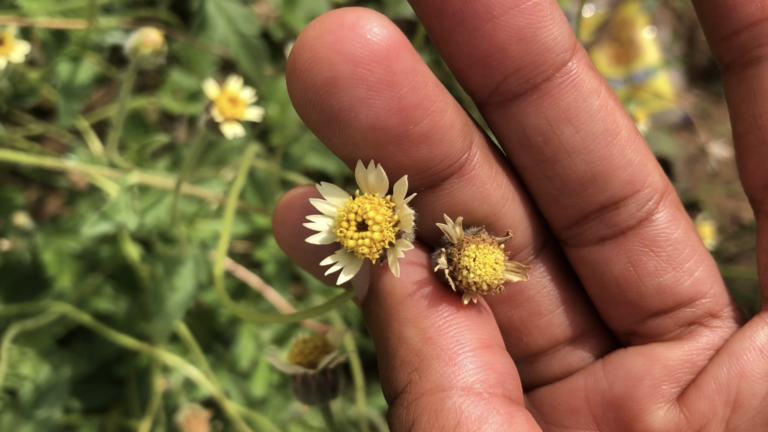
left=268, top=330, right=347, bottom=406
left=202, top=75, right=265, bottom=140
left=305, top=160, right=416, bottom=285
left=433, top=214, right=530, bottom=305
left=0, top=27, right=31, bottom=70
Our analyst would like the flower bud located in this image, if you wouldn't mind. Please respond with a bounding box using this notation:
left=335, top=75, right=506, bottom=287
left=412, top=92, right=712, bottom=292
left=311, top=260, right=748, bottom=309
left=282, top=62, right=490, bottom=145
left=124, top=27, right=167, bottom=69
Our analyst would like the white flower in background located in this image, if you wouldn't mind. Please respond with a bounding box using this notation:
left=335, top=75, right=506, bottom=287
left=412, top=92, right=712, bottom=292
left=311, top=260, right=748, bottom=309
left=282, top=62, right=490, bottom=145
left=0, top=27, right=31, bottom=70
left=305, top=160, right=417, bottom=285
left=202, top=75, right=265, bottom=140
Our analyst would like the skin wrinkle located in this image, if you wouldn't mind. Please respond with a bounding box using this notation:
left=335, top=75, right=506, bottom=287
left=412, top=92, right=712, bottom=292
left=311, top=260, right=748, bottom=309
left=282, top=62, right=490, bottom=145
left=557, top=177, right=675, bottom=248
left=708, top=14, right=768, bottom=75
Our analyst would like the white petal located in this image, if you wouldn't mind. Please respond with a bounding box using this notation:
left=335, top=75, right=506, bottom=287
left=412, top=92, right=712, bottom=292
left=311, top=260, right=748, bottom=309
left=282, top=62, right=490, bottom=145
left=397, top=205, right=416, bottom=233
left=354, top=160, right=370, bottom=195
left=219, top=121, right=244, bottom=139
left=305, top=214, right=336, bottom=230
left=202, top=78, right=221, bottom=100
left=244, top=105, right=265, bottom=122
left=369, top=161, right=389, bottom=197
left=241, top=86, right=258, bottom=103
left=224, top=74, right=243, bottom=92
left=210, top=106, right=224, bottom=123
left=355, top=160, right=389, bottom=197
left=316, top=182, right=350, bottom=208
left=309, top=198, right=340, bottom=217
left=395, top=238, right=414, bottom=253
left=305, top=230, right=336, bottom=245
left=337, top=256, right=364, bottom=285
left=401, top=192, right=417, bottom=207
left=303, top=220, right=333, bottom=232
left=392, top=176, right=408, bottom=205
left=387, top=247, right=401, bottom=278
left=320, top=249, right=354, bottom=274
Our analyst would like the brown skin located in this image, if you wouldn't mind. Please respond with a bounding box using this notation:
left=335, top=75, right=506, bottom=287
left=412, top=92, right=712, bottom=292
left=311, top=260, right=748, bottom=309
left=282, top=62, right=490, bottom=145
left=271, top=2, right=768, bottom=431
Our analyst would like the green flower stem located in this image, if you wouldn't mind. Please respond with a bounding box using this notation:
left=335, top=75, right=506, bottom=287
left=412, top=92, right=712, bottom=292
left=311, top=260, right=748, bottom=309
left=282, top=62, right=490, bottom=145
left=330, top=311, right=369, bottom=432
left=171, top=124, right=208, bottom=225
left=136, top=361, right=164, bottom=432
left=106, top=59, right=140, bottom=168
left=319, top=403, right=339, bottom=432
left=174, top=321, right=216, bottom=383
left=0, top=148, right=268, bottom=214
left=0, top=310, right=61, bottom=390
left=214, top=146, right=356, bottom=323
left=0, top=301, right=254, bottom=432
left=252, top=158, right=313, bottom=185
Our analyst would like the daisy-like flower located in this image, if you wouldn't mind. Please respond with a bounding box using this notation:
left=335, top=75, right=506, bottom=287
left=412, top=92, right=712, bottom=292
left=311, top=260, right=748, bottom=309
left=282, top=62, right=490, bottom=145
left=202, top=75, right=265, bottom=140
left=433, top=214, right=530, bottom=305
left=124, top=27, right=167, bottom=69
left=268, top=330, right=347, bottom=406
left=304, top=160, right=416, bottom=286
left=0, top=27, right=31, bottom=70
left=695, top=212, right=718, bottom=251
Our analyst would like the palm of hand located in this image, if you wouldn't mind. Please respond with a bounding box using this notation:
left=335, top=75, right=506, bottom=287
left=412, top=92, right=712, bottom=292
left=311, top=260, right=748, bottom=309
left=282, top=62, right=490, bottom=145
left=271, top=1, right=768, bottom=431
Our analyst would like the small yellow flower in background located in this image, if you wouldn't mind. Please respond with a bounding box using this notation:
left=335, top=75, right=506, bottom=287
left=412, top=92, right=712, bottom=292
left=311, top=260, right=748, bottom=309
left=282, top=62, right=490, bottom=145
left=268, top=330, right=347, bottom=406
left=695, top=212, right=718, bottom=251
left=202, top=75, right=265, bottom=140
left=0, top=27, right=31, bottom=70
left=305, top=160, right=416, bottom=286
left=124, top=27, right=167, bottom=69
left=174, top=403, right=212, bottom=432
left=433, top=214, right=530, bottom=305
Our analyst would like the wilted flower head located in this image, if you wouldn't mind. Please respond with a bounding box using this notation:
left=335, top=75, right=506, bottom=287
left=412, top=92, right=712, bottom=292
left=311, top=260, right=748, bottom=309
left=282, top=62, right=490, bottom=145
left=304, top=160, right=416, bottom=286
left=124, top=26, right=167, bottom=68
left=202, top=75, right=265, bottom=140
left=268, top=330, right=347, bottom=406
left=174, top=403, right=212, bottom=432
left=0, top=27, right=31, bottom=70
left=433, top=214, right=530, bottom=305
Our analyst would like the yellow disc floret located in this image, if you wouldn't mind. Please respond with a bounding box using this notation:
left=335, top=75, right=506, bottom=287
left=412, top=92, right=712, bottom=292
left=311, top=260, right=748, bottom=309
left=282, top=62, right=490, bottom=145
left=213, top=91, right=248, bottom=121
left=287, top=334, right=335, bottom=370
left=0, top=29, right=15, bottom=57
left=456, top=242, right=507, bottom=294
left=333, top=191, right=398, bottom=261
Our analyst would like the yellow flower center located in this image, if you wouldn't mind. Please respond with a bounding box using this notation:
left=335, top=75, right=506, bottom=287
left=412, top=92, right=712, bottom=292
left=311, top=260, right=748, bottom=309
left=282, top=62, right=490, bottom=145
left=213, top=92, right=247, bottom=121
left=334, top=191, right=398, bottom=261
left=288, top=334, right=335, bottom=370
left=0, top=30, right=15, bottom=56
left=456, top=243, right=506, bottom=293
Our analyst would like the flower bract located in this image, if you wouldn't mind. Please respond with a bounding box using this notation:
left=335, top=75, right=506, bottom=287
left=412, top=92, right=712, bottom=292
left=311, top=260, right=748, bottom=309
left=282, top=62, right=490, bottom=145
left=304, top=160, right=416, bottom=285
left=0, top=27, right=31, bottom=70
left=267, top=330, right=347, bottom=406
left=433, top=214, right=530, bottom=305
left=202, top=75, right=265, bottom=140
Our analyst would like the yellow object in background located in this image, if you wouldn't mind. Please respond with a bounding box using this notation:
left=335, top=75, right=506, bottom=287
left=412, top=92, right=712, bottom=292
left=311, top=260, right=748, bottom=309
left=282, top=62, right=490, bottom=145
left=580, top=0, right=677, bottom=131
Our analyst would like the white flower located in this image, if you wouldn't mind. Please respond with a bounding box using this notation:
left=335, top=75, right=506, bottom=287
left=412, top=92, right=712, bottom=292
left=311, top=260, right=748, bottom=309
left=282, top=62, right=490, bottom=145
left=0, top=27, right=31, bottom=70
left=202, top=75, right=265, bottom=140
left=304, top=160, right=417, bottom=285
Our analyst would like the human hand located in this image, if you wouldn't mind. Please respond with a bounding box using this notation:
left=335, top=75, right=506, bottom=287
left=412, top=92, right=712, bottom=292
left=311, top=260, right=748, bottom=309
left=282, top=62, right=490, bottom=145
left=272, top=2, right=768, bottom=431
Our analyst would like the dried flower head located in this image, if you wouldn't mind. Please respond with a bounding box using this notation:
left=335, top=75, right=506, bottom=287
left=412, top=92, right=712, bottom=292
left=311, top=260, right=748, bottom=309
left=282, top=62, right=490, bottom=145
left=0, top=27, right=31, bottom=70
left=305, top=160, right=416, bottom=285
left=433, top=214, right=530, bottom=305
left=124, top=27, right=167, bottom=69
left=268, top=330, right=347, bottom=406
left=174, top=403, right=212, bottom=432
left=202, top=75, right=265, bottom=140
